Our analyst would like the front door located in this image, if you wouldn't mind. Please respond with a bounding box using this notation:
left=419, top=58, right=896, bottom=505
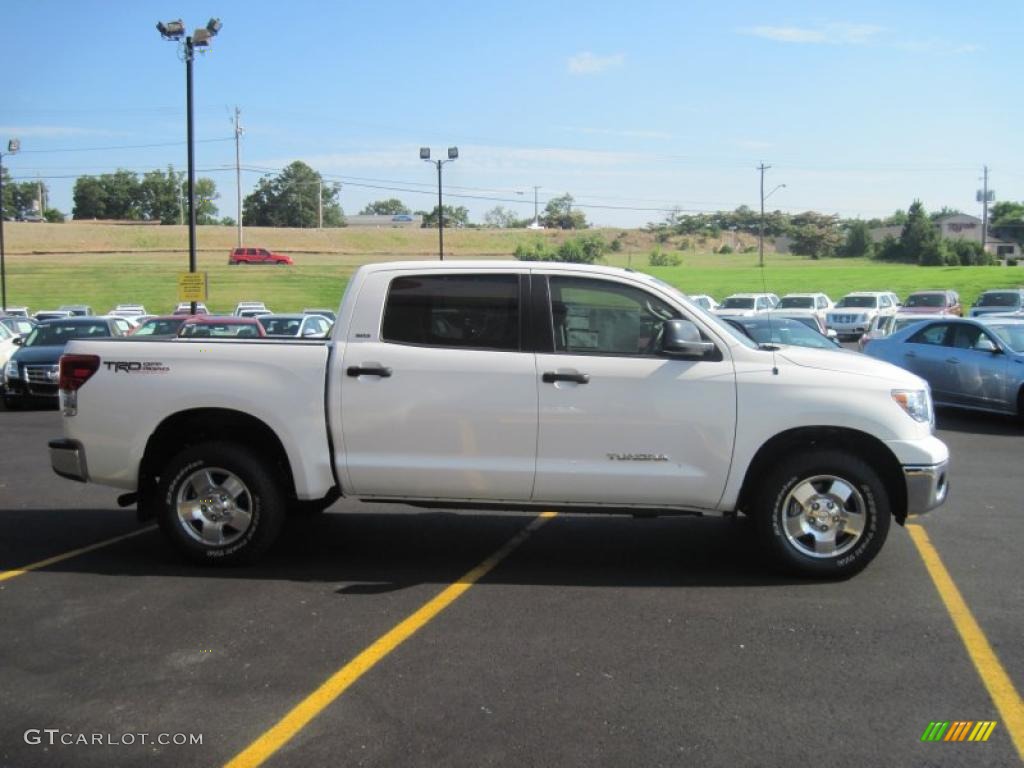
left=532, top=274, right=736, bottom=510
left=339, top=270, right=538, bottom=501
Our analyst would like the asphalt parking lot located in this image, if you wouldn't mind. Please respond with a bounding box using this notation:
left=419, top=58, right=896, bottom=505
left=0, top=402, right=1021, bottom=768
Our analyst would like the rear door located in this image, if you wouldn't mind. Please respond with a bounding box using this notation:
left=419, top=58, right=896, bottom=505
left=339, top=269, right=538, bottom=501
left=901, top=322, right=955, bottom=400
left=532, top=272, right=736, bottom=509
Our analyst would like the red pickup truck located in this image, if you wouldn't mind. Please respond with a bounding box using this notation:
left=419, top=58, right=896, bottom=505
left=228, top=247, right=293, bottom=265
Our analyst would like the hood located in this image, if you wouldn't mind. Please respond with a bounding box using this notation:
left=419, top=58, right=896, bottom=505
left=778, top=345, right=922, bottom=386
left=715, top=308, right=758, bottom=318
left=10, top=344, right=67, bottom=366
left=901, top=306, right=948, bottom=314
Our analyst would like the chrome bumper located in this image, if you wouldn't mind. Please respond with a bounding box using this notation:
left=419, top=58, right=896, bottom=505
left=49, top=438, right=89, bottom=483
left=904, top=461, right=948, bottom=516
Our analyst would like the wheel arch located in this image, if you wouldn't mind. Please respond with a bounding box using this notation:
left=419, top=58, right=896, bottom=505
left=737, top=426, right=908, bottom=524
left=138, top=408, right=297, bottom=519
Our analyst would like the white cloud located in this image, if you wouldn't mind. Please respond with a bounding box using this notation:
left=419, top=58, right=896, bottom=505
left=567, top=52, right=625, bottom=75
left=741, top=23, right=883, bottom=45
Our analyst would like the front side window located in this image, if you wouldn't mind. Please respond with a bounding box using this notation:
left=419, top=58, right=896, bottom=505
left=549, top=276, right=679, bottom=356
left=908, top=323, right=949, bottom=346
left=382, top=274, right=520, bottom=351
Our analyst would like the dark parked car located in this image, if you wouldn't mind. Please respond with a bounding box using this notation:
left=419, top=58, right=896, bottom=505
left=864, top=317, right=1024, bottom=417
left=723, top=316, right=842, bottom=351
left=3, top=317, right=130, bottom=409
left=969, top=289, right=1024, bottom=318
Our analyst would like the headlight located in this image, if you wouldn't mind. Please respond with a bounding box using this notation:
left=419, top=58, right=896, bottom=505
left=892, top=388, right=933, bottom=425
left=4, top=360, right=17, bottom=380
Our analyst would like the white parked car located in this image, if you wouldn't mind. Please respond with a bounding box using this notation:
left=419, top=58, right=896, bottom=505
left=173, top=302, right=210, bottom=315
left=687, top=294, right=719, bottom=312
left=775, top=293, right=833, bottom=330
left=3, top=307, right=30, bottom=318
left=713, top=293, right=780, bottom=318
left=50, top=261, right=947, bottom=579
left=233, top=301, right=267, bottom=317
left=0, top=323, right=19, bottom=370
left=858, top=313, right=947, bottom=352
left=827, top=292, right=899, bottom=340
left=109, top=304, right=147, bottom=318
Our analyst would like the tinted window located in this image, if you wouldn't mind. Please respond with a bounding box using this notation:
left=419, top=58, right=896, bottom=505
left=949, top=324, right=984, bottom=350
left=261, top=318, right=303, bottom=336
left=977, top=292, right=1021, bottom=308
left=836, top=296, right=877, bottom=308
left=908, top=323, right=949, bottom=346
left=134, top=319, right=184, bottom=336
left=905, top=293, right=945, bottom=308
left=25, top=322, right=111, bottom=346
left=722, top=297, right=755, bottom=309
left=549, top=276, right=678, bottom=356
left=382, top=274, right=520, bottom=351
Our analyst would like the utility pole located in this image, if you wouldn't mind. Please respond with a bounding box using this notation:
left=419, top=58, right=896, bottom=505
left=758, top=163, right=770, bottom=268
left=533, top=185, right=540, bottom=226
left=980, top=164, right=990, bottom=254
left=37, top=178, right=44, bottom=215
left=234, top=106, right=243, bottom=247
left=318, top=179, right=323, bottom=230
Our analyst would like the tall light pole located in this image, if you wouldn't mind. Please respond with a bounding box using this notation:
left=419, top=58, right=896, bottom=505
left=157, top=17, right=221, bottom=313
left=0, top=138, right=20, bottom=312
left=758, top=162, right=785, bottom=268
left=420, top=146, right=458, bottom=260
left=234, top=106, right=243, bottom=248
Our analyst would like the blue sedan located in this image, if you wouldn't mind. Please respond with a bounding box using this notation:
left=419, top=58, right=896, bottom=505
left=864, top=317, right=1024, bottom=417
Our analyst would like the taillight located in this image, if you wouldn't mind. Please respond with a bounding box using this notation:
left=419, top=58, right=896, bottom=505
left=60, top=354, right=100, bottom=391
left=59, top=354, right=100, bottom=416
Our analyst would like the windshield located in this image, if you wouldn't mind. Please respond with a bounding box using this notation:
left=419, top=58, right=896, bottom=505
left=730, top=318, right=835, bottom=349
left=260, top=318, right=303, bottom=336
left=836, top=296, right=877, bottom=308
left=987, top=323, right=1024, bottom=352
left=722, top=297, right=755, bottom=309
left=25, top=322, right=110, bottom=347
left=134, top=319, right=185, bottom=336
left=977, top=292, right=1021, bottom=308
left=905, top=293, right=945, bottom=308
left=778, top=297, right=813, bottom=309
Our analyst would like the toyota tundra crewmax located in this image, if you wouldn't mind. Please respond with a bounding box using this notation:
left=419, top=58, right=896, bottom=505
left=48, top=261, right=949, bottom=577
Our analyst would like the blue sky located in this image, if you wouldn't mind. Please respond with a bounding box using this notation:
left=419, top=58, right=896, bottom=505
left=3, top=0, right=1022, bottom=226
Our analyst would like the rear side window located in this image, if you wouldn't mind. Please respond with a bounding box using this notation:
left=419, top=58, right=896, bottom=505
left=382, top=274, right=520, bottom=351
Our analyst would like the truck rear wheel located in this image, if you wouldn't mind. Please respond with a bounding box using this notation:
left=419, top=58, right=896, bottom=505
left=157, top=442, right=285, bottom=565
left=754, top=450, right=890, bottom=578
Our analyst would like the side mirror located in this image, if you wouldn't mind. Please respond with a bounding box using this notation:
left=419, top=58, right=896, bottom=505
left=826, top=329, right=838, bottom=339
left=12, top=336, right=24, bottom=346
left=661, top=319, right=716, bottom=358
left=976, top=338, right=999, bottom=353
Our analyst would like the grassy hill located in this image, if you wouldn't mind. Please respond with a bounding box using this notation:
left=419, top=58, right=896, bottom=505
left=2, top=222, right=1022, bottom=315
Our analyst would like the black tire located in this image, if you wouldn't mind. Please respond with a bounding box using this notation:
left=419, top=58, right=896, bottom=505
left=156, top=441, right=285, bottom=565
left=754, top=450, right=890, bottom=579
left=3, top=396, right=22, bottom=411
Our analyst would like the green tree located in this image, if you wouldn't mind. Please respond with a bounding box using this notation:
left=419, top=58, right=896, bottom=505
left=900, top=200, right=941, bottom=265
left=788, top=211, right=842, bottom=259
left=873, top=234, right=905, bottom=262
left=72, top=175, right=108, bottom=219
left=990, top=201, right=1024, bottom=246
left=483, top=205, right=521, bottom=228
left=542, top=193, right=587, bottom=229
left=191, top=177, right=219, bottom=224
left=360, top=198, right=410, bottom=215
left=43, top=208, right=64, bottom=223
left=840, top=220, right=873, bottom=258
left=417, top=205, right=469, bottom=228
left=139, top=166, right=184, bottom=223
left=242, top=161, right=344, bottom=228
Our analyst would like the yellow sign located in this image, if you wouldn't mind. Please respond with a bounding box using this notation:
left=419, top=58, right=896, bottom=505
left=177, top=272, right=208, bottom=302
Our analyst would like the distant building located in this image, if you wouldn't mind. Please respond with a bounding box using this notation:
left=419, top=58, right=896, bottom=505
left=869, top=213, right=1021, bottom=258
left=345, top=214, right=423, bottom=228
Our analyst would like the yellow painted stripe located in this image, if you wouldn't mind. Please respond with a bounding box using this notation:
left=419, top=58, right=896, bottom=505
left=0, top=525, right=156, bottom=583
left=224, top=511, right=558, bottom=768
left=969, top=722, right=985, bottom=741
left=908, top=525, right=1024, bottom=760
left=981, top=721, right=998, bottom=742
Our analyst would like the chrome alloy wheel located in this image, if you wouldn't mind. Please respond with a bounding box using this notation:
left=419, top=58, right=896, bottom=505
left=780, top=474, right=867, bottom=559
left=175, top=467, right=254, bottom=547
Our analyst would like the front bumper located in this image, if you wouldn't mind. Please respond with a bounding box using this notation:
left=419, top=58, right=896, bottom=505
left=49, top=438, right=89, bottom=483
left=903, top=460, right=948, bottom=516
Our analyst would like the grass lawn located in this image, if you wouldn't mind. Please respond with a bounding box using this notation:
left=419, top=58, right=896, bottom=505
left=2, top=223, right=1022, bottom=314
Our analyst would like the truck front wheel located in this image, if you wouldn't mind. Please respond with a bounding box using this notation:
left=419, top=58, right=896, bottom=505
left=755, top=450, right=890, bottom=578
left=157, top=442, right=285, bottom=565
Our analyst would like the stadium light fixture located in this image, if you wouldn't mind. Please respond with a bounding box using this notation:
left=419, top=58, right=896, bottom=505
left=421, top=146, right=459, bottom=260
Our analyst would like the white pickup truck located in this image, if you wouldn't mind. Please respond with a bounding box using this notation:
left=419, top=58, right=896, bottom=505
left=49, top=261, right=949, bottom=577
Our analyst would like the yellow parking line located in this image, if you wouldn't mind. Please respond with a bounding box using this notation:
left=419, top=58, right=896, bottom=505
left=907, top=524, right=1024, bottom=761
left=224, top=511, right=558, bottom=768
left=0, top=525, right=156, bottom=583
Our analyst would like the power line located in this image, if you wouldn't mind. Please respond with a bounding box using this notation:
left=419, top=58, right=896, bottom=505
left=15, top=137, right=235, bottom=154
